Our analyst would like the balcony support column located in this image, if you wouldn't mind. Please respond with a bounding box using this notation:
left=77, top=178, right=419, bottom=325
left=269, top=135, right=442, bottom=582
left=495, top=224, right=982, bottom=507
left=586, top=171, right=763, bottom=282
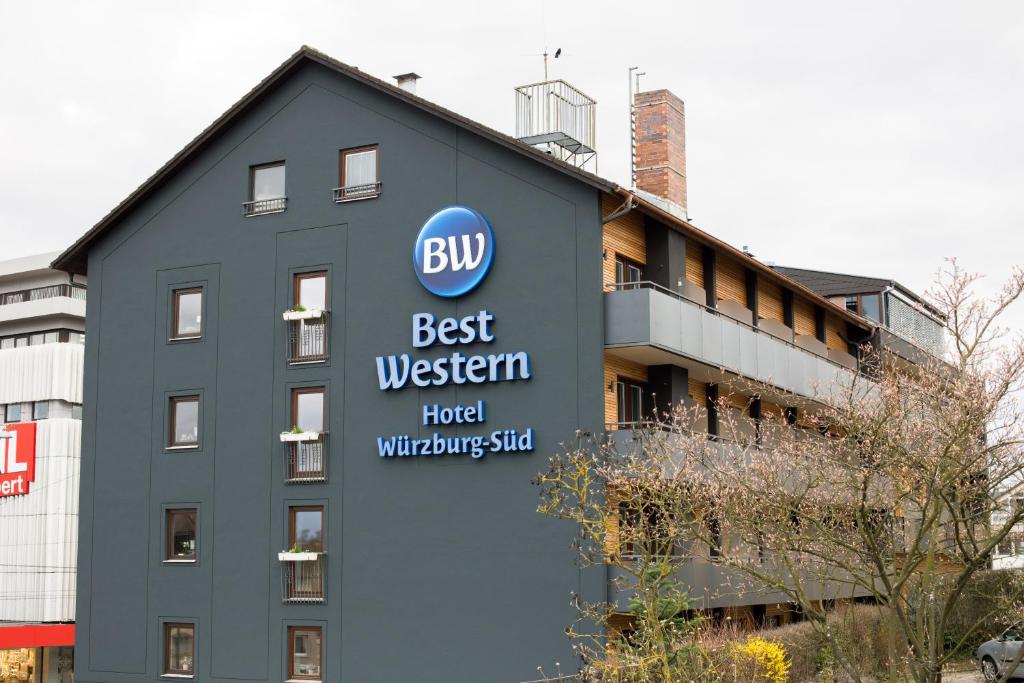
left=644, top=218, right=687, bottom=295
left=745, top=269, right=759, bottom=328
left=702, top=247, right=717, bottom=308
left=648, top=364, right=690, bottom=421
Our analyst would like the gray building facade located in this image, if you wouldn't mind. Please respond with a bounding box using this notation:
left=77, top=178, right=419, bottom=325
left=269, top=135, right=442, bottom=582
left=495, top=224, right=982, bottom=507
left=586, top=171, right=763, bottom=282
left=59, top=48, right=608, bottom=683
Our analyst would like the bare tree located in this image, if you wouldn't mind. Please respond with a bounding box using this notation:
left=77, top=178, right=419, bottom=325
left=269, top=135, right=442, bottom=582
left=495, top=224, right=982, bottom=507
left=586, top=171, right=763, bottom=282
left=537, top=262, right=1024, bottom=682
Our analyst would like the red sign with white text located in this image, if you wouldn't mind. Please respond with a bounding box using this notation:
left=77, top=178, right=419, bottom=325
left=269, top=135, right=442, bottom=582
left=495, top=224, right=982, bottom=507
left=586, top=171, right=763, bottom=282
left=0, top=422, right=37, bottom=497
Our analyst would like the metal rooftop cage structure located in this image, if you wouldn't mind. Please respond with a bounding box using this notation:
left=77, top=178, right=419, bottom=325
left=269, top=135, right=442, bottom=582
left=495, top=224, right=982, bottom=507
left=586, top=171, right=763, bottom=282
left=515, top=79, right=597, bottom=170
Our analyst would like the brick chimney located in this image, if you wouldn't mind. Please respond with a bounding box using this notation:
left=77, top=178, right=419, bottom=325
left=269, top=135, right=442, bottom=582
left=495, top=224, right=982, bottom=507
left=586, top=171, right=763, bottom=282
left=633, top=89, right=687, bottom=220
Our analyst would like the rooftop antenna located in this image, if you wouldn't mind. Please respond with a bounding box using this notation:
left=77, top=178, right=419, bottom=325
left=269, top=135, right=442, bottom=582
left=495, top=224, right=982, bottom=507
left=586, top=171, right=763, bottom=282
left=541, top=46, right=562, bottom=81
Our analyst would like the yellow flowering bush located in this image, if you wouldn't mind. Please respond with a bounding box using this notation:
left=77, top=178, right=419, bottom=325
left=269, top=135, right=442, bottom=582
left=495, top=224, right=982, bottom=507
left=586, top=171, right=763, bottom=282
left=733, top=636, right=791, bottom=683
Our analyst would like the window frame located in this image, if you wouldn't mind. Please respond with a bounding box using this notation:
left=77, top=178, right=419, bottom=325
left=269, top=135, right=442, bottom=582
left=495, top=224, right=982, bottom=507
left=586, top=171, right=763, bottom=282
left=287, top=625, right=323, bottom=681
left=290, top=386, right=326, bottom=434
left=614, top=255, right=644, bottom=289
left=337, top=145, right=380, bottom=201
left=165, top=508, right=198, bottom=563
left=288, top=505, right=325, bottom=553
left=4, top=403, right=22, bottom=423
left=168, top=395, right=201, bottom=449
left=615, top=376, right=647, bottom=425
left=171, top=287, right=204, bottom=341
left=162, top=622, right=196, bottom=677
left=32, top=400, right=49, bottom=420
left=293, top=271, right=329, bottom=310
left=249, top=161, right=287, bottom=202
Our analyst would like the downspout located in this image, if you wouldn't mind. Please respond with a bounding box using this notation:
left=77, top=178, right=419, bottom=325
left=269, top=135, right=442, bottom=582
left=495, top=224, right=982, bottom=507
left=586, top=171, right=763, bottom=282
left=602, top=194, right=635, bottom=224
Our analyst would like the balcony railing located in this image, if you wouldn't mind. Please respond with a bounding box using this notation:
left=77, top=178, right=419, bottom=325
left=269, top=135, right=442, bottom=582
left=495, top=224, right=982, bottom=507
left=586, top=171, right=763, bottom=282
left=281, top=553, right=326, bottom=603
left=242, top=196, right=287, bottom=216
left=284, top=434, right=327, bottom=483
left=286, top=313, right=329, bottom=363
left=0, top=284, right=86, bottom=306
left=332, top=182, right=381, bottom=202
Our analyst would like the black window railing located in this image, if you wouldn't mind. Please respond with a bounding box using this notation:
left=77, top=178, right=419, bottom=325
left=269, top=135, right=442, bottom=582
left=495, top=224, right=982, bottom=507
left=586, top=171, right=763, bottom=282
left=242, top=197, right=287, bottom=216
left=284, top=434, right=327, bottom=483
left=332, top=182, right=381, bottom=202
left=287, top=313, right=329, bottom=363
left=281, top=554, right=326, bottom=603
left=0, top=284, right=86, bottom=307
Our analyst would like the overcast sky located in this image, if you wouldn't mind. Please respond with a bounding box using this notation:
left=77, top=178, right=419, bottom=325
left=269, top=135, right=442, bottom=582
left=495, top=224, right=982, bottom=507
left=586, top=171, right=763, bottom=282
left=2, top=0, right=1022, bottom=325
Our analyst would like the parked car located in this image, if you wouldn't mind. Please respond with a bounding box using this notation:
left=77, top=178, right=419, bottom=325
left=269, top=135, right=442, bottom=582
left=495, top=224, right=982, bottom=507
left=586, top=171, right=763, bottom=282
left=979, top=623, right=1024, bottom=682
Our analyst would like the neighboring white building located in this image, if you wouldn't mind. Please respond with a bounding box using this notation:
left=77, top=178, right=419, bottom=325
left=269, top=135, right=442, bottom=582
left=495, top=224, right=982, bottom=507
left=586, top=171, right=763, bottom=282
left=992, top=490, right=1024, bottom=570
left=0, top=252, right=85, bottom=683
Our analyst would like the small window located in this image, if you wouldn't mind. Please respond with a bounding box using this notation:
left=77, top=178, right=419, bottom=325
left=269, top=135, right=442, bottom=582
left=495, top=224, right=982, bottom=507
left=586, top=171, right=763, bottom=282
left=166, top=509, right=197, bottom=561
left=4, top=404, right=22, bottom=423
left=860, top=294, right=881, bottom=322
left=163, top=623, right=195, bottom=677
left=291, top=387, right=325, bottom=434
left=294, top=272, right=328, bottom=311
left=615, top=378, right=646, bottom=425
left=32, top=401, right=49, bottom=420
left=172, top=288, right=203, bottom=340
left=169, top=396, right=200, bottom=448
left=245, top=162, right=287, bottom=216
left=43, top=331, right=59, bottom=344
left=72, top=404, right=83, bottom=420
left=0, top=338, right=12, bottom=349
left=288, top=626, right=323, bottom=680
left=336, top=146, right=379, bottom=201
left=30, top=332, right=45, bottom=345
left=14, top=336, right=28, bottom=348
left=289, top=505, right=324, bottom=553
left=615, top=256, right=644, bottom=289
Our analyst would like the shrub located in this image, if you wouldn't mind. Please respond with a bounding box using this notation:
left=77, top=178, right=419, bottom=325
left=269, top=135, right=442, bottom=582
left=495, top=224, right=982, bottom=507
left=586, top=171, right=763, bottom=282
left=733, top=636, right=792, bottom=682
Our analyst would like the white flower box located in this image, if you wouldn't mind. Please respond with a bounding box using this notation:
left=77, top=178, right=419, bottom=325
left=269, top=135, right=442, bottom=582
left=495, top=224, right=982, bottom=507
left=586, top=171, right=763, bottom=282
left=279, top=431, right=321, bottom=442
left=282, top=308, right=324, bottom=321
left=277, top=551, right=320, bottom=562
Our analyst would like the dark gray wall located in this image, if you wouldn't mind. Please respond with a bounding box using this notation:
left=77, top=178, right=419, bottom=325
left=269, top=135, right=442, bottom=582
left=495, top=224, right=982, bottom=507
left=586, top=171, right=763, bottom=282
left=74, top=61, right=605, bottom=683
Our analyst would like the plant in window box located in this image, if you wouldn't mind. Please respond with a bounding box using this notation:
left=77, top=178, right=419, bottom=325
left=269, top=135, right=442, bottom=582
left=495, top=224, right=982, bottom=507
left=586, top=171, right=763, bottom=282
left=282, top=304, right=325, bottom=321
left=277, top=543, right=320, bottom=562
left=279, top=425, right=321, bottom=442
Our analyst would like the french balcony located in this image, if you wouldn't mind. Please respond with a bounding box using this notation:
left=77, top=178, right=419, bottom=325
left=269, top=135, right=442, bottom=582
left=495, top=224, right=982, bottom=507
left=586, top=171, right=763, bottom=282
left=279, top=551, right=326, bottom=603
left=242, top=196, right=287, bottom=217
left=280, top=432, right=327, bottom=483
left=604, top=282, right=866, bottom=407
left=332, top=182, right=381, bottom=202
left=284, top=309, right=329, bottom=364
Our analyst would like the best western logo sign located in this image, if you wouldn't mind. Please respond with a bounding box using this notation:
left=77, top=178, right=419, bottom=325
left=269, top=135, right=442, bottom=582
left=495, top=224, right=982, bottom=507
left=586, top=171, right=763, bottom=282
left=0, top=423, right=37, bottom=497
left=413, top=206, right=494, bottom=298
left=373, top=207, right=534, bottom=460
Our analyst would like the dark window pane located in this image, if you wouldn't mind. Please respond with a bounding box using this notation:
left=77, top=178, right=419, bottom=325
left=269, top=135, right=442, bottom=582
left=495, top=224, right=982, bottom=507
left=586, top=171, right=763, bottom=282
left=5, top=404, right=22, bottom=423
left=845, top=296, right=858, bottom=313
left=33, top=401, right=48, bottom=420
left=167, top=509, right=197, bottom=560
left=290, top=627, right=323, bottom=679
left=165, top=624, right=194, bottom=675
left=252, top=164, right=285, bottom=200
left=861, top=294, right=880, bottom=322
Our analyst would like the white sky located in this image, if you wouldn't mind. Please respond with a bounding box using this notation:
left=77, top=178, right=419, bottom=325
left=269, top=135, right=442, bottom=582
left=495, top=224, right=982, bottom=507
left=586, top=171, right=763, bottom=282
left=1, top=0, right=1022, bottom=327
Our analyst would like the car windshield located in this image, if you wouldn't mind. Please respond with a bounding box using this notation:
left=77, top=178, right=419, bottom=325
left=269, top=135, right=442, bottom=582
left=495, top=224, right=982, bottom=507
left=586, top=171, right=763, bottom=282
left=1004, top=626, right=1024, bottom=641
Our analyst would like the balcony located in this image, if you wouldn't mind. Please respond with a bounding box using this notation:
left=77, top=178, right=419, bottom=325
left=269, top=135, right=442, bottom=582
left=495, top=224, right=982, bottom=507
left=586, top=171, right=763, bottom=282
left=605, top=282, right=866, bottom=407
left=332, top=182, right=381, bottom=202
left=0, top=284, right=87, bottom=328
left=284, top=310, right=329, bottom=364
left=279, top=552, right=326, bottom=603
left=282, top=433, right=327, bottom=483
left=242, top=196, right=287, bottom=217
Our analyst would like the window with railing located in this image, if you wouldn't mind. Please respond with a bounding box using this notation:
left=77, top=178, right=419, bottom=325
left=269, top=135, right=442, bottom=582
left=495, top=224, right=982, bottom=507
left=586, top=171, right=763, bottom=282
left=0, top=283, right=86, bottom=306
left=244, top=162, right=287, bottom=216
left=281, top=387, right=327, bottom=482
left=285, top=271, right=329, bottom=363
left=280, top=506, right=326, bottom=602
left=334, top=145, right=380, bottom=202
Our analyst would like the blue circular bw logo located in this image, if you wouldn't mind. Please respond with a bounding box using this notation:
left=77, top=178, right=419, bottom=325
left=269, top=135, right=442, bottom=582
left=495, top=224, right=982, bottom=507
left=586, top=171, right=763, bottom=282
left=413, top=206, right=495, bottom=298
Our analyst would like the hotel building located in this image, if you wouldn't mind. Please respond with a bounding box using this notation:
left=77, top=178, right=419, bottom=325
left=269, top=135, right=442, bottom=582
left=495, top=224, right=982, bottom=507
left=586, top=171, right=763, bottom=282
left=55, top=47, right=937, bottom=682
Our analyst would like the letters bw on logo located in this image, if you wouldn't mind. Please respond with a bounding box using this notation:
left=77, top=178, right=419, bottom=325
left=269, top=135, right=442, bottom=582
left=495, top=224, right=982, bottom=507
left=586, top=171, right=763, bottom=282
left=413, top=206, right=495, bottom=298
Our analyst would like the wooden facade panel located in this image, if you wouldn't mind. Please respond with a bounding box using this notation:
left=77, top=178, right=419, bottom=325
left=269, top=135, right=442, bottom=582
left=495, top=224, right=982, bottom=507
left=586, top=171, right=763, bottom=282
left=759, top=277, right=784, bottom=323
left=604, top=353, right=650, bottom=425
left=601, top=193, right=646, bottom=289
left=716, top=257, right=745, bottom=306
left=825, top=314, right=845, bottom=351
left=685, top=238, right=703, bottom=288
left=793, top=298, right=816, bottom=337
left=688, top=378, right=706, bottom=406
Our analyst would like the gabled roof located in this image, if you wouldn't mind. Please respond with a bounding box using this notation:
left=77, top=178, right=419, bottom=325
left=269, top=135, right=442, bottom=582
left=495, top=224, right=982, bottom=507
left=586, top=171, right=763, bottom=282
left=772, top=265, right=943, bottom=319
left=52, top=45, right=616, bottom=275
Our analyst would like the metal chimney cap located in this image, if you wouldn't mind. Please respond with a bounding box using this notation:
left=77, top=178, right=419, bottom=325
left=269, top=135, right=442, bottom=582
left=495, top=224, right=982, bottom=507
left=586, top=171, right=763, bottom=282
left=393, top=72, right=422, bottom=83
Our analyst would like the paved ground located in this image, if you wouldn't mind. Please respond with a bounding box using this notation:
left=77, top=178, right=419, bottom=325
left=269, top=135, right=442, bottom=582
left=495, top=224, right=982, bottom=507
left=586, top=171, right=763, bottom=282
left=942, top=670, right=982, bottom=682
